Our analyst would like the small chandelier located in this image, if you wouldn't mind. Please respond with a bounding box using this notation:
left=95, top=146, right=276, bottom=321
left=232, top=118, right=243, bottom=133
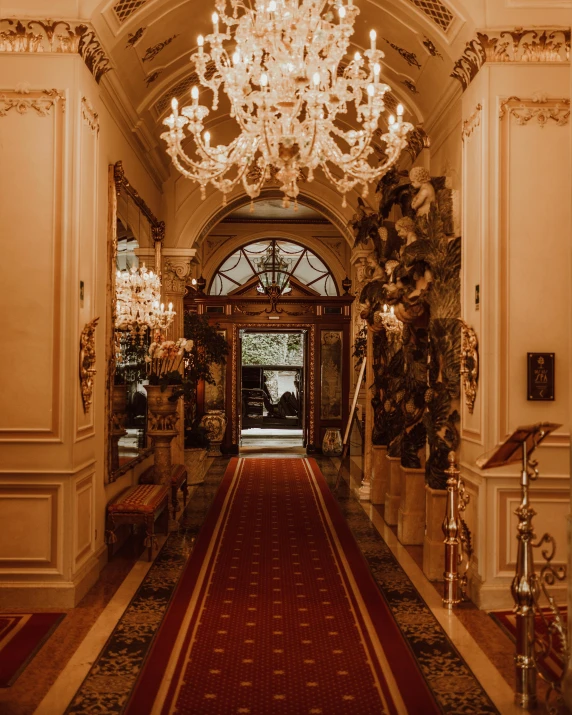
left=161, top=0, right=413, bottom=207
left=115, top=265, right=175, bottom=342
left=255, top=245, right=292, bottom=295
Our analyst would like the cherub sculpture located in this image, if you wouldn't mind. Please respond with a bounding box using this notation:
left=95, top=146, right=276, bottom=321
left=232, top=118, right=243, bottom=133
left=395, top=216, right=417, bottom=249
left=409, top=166, right=436, bottom=217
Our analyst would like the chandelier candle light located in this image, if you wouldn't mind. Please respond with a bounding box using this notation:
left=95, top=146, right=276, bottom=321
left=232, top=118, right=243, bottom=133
left=115, top=265, right=176, bottom=342
left=161, top=0, right=413, bottom=206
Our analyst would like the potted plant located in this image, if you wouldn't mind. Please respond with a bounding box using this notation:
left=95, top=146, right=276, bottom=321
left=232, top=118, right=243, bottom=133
left=183, top=312, right=229, bottom=466
left=144, top=334, right=193, bottom=440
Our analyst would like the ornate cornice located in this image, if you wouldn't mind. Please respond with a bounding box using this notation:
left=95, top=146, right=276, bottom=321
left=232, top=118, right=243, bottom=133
left=452, top=28, right=570, bottom=92
left=0, top=19, right=112, bottom=85
left=499, top=94, right=570, bottom=126
left=462, top=104, right=482, bottom=140
left=0, top=86, right=65, bottom=117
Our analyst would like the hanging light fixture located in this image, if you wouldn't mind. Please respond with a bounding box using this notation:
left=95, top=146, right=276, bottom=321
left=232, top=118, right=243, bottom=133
left=161, top=0, right=413, bottom=207
left=255, top=245, right=293, bottom=295
left=115, top=265, right=176, bottom=342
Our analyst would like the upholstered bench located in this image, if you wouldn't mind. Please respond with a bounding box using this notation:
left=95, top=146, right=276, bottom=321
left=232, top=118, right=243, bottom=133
left=139, top=463, right=189, bottom=517
left=106, top=484, right=169, bottom=561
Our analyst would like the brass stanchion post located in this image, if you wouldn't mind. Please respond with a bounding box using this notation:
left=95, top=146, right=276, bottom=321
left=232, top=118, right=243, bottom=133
left=511, top=437, right=539, bottom=709
left=442, top=452, right=461, bottom=609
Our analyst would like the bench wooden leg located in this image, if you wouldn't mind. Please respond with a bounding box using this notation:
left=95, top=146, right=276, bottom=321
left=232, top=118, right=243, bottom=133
left=144, top=514, right=155, bottom=562
left=181, top=480, right=189, bottom=509
left=171, top=484, right=180, bottom=515
left=105, top=514, right=118, bottom=560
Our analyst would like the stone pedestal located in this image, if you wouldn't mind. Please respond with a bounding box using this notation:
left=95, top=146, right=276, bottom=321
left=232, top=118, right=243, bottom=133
left=184, top=448, right=210, bottom=484
left=146, top=384, right=180, bottom=531
left=371, top=445, right=388, bottom=505
left=422, top=484, right=448, bottom=581
left=397, top=465, right=426, bottom=545
left=384, top=455, right=401, bottom=525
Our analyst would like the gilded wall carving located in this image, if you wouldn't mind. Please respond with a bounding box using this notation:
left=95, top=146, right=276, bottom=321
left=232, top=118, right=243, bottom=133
left=499, top=95, right=570, bottom=127
left=80, top=318, right=99, bottom=413
left=452, top=29, right=570, bottom=92
left=0, top=19, right=112, bottom=84
left=462, top=104, right=482, bottom=141
left=0, top=86, right=65, bottom=117
left=81, top=96, right=99, bottom=134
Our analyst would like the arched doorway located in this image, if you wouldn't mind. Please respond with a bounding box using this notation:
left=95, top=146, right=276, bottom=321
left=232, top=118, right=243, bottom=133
left=185, top=236, right=354, bottom=454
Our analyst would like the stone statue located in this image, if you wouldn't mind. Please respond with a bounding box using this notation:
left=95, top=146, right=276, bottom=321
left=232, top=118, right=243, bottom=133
left=409, top=167, right=436, bottom=217
left=395, top=216, right=417, bottom=249
left=364, top=252, right=385, bottom=282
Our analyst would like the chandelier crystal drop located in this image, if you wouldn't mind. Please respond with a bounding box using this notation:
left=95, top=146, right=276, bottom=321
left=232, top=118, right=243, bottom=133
left=115, top=265, right=176, bottom=342
left=161, top=0, right=413, bottom=206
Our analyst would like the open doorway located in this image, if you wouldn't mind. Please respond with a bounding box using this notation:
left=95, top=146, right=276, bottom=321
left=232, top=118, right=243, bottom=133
left=240, top=331, right=305, bottom=449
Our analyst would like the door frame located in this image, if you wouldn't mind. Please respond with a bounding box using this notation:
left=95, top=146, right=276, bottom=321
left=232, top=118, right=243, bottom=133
left=232, top=323, right=316, bottom=448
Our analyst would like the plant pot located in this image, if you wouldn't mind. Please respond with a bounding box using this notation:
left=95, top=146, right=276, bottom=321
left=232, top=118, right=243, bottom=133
left=397, top=465, right=425, bottom=545
left=145, top=384, right=180, bottom=432
left=371, top=445, right=388, bottom=504
left=200, top=411, right=227, bottom=456
left=384, top=455, right=401, bottom=526
left=322, top=428, right=343, bottom=457
left=184, top=448, right=209, bottom=485
left=423, top=484, right=448, bottom=581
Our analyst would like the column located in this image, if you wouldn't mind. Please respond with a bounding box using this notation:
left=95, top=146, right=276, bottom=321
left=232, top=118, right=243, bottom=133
left=454, top=30, right=570, bottom=609
left=162, top=249, right=197, bottom=466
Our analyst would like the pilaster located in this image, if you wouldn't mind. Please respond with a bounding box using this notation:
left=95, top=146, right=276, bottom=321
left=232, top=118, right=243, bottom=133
left=458, top=53, right=571, bottom=608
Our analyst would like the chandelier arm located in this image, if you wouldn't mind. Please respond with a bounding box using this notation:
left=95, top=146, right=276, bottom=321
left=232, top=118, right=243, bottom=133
left=320, top=162, right=359, bottom=194
left=163, top=0, right=411, bottom=202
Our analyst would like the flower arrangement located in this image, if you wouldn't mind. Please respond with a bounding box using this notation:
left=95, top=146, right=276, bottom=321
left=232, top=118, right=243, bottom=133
left=145, top=333, right=193, bottom=393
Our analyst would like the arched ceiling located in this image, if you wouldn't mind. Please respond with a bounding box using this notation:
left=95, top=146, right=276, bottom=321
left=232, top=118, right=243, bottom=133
left=90, top=0, right=479, bottom=177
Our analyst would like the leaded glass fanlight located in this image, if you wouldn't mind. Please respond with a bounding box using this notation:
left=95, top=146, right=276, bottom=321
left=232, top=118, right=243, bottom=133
left=209, top=239, right=337, bottom=297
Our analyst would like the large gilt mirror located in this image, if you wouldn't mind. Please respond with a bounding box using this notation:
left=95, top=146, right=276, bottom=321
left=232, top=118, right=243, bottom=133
left=106, top=161, right=164, bottom=483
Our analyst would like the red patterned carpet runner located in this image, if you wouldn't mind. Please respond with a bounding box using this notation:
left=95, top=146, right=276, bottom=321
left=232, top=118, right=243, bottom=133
left=127, top=458, right=439, bottom=714
left=0, top=612, right=64, bottom=687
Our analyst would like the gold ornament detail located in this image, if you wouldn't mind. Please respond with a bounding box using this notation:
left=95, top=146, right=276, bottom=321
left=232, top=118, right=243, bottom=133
left=452, top=28, right=570, bottom=92
left=499, top=95, right=570, bottom=127
left=0, top=87, right=65, bottom=117
left=80, top=317, right=99, bottom=413
left=0, top=19, right=112, bottom=84
left=459, top=320, right=478, bottom=415
left=81, top=96, right=99, bottom=134
left=462, top=104, right=482, bottom=141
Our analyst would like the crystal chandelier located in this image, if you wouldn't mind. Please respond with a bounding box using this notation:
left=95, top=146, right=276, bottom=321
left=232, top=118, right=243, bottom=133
left=161, top=0, right=413, bottom=207
left=115, top=265, right=176, bottom=342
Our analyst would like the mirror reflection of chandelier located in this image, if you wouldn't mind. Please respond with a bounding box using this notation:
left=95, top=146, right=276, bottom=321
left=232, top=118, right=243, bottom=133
left=161, top=0, right=413, bottom=206
left=115, top=265, right=176, bottom=342
left=255, top=245, right=293, bottom=295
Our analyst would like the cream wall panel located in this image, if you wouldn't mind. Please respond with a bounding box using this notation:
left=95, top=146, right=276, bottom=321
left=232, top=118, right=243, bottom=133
left=461, top=101, right=485, bottom=444
left=75, top=95, right=100, bottom=439
left=0, top=486, right=59, bottom=568
left=0, top=89, right=65, bottom=440
left=498, top=98, right=570, bottom=446
left=74, top=473, right=94, bottom=567
left=497, top=488, right=569, bottom=574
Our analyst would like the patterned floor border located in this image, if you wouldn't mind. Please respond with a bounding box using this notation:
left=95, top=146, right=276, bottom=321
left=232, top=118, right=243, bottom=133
left=65, top=457, right=499, bottom=714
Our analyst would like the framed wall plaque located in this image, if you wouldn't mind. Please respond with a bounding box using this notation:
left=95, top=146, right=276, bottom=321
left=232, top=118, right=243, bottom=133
left=527, top=353, right=555, bottom=401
